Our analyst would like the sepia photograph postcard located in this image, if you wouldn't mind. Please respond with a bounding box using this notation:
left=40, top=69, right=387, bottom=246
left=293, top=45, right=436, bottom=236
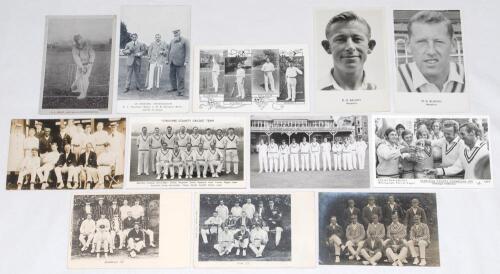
left=68, top=192, right=191, bottom=268
left=193, top=45, right=309, bottom=112
left=40, top=15, right=116, bottom=114
left=372, top=115, right=492, bottom=187
left=6, top=117, right=126, bottom=190
left=319, top=192, right=440, bottom=267
left=194, top=192, right=315, bottom=268
left=126, top=116, right=249, bottom=189
left=314, top=8, right=390, bottom=112
left=251, top=115, right=370, bottom=188
left=115, top=6, right=191, bottom=113
left=392, top=10, right=469, bottom=112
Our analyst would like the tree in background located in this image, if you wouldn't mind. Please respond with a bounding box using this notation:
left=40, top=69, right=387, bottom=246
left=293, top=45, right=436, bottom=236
left=120, top=22, right=132, bottom=49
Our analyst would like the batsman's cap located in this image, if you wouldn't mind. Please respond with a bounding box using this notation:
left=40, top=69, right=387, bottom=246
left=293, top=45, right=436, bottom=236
left=110, top=122, right=117, bottom=127
left=134, top=221, right=141, bottom=224
left=173, top=29, right=180, bottom=34
left=103, top=142, right=110, bottom=147
left=44, top=127, right=51, bottom=131
left=35, top=121, right=42, bottom=125
left=98, top=197, right=104, bottom=200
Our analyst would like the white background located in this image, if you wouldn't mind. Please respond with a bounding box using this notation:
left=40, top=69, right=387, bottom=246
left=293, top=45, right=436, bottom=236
left=0, top=0, right=499, bottom=273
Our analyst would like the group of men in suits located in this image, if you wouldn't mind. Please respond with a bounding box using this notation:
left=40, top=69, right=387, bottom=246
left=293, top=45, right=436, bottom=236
left=77, top=197, right=156, bottom=259
left=15, top=120, right=124, bottom=190
left=200, top=199, right=285, bottom=258
left=325, top=195, right=432, bottom=266
left=123, top=30, right=189, bottom=96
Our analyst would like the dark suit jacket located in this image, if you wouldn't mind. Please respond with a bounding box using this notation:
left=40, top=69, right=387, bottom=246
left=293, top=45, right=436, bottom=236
left=124, top=41, right=146, bottom=66
left=127, top=229, right=145, bottom=242
left=93, top=204, right=108, bottom=221
left=56, top=152, right=77, bottom=167
left=362, top=238, right=384, bottom=253
left=168, top=37, right=189, bottom=66
left=343, top=207, right=360, bottom=227
left=54, top=134, right=71, bottom=153
left=39, top=135, right=53, bottom=154
left=405, top=207, right=427, bottom=227
left=361, top=205, right=383, bottom=228
left=123, top=217, right=135, bottom=229
left=78, top=151, right=97, bottom=168
left=382, top=203, right=404, bottom=226
left=235, top=216, right=253, bottom=228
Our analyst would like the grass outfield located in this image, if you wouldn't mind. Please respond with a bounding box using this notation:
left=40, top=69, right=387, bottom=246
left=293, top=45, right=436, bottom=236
left=117, top=57, right=189, bottom=100
left=250, top=151, right=370, bottom=188
left=129, top=136, right=244, bottom=182
left=42, top=50, right=110, bottom=109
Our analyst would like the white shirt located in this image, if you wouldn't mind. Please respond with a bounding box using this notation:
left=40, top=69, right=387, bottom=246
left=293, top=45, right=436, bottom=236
left=225, top=135, right=239, bottom=149
left=80, top=219, right=96, bottom=235
left=310, top=142, right=320, bottom=153
left=236, top=68, right=245, bottom=79
left=268, top=143, right=279, bottom=154
left=431, top=136, right=464, bottom=168
left=131, top=205, right=145, bottom=220
left=216, top=205, right=229, bottom=220
left=24, top=136, right=39, bottom=151
left=261, top=62, right=275, bottom=73
left=321, top=142, right=332, bottom=153
left=242, top=203, right=256, bottom=219
left=300, top=142, right=310, bottom=153
left=355, top=140, right=368, bottom=153
left=279, top=144, right=289, bottom=155
left=257, top=143, right=268, bottom=154
left=97, top=151, right=115, bottom=166
left=92, top=130, right=110, bottom=146
left=120, top=205, right=131, bottom=220
left=137, top=134, right=151, bottom=150
left=324, top=69, right=376, bottom=90
left=289, top=143, right=300, bottom=154
left=231, top=206, right=242, bottom=217
left=43, top=151, right=61, bottom=166
left=285, top=66, right=303, bottom=78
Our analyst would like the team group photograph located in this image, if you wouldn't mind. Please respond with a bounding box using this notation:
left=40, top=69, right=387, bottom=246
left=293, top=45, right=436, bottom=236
left=129, top=118, right=245, bottom=184
left=251, top=116, right=369, bottom=188
left=6, top=118, right=126, bottom=190
left=319, top=192, right=439, bottom=267
left=374, top=117, right=490, bottom=181
left=70, top=194, right=160, bottom=261
left=198, top=194, right=291, bottom=261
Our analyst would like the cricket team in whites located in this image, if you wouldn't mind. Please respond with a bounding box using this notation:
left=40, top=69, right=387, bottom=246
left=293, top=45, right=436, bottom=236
left=136, top=125, right=240, bottom=179
left=200, top=199, right=284, bottom=258
left=257, top=134, right=367, bottom=173
left=78, top=197, right=156, bottom=259
left=325, top=195, right=432, bottom=266
left=16, top=120, right=124, bottom=190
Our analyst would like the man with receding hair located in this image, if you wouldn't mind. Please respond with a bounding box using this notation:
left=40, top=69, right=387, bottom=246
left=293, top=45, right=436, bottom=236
left=321, top=11, right=377, bottom=90
left=426, top=122, right=490, bottom=179
left=397, top=10, right=465, bottom=93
